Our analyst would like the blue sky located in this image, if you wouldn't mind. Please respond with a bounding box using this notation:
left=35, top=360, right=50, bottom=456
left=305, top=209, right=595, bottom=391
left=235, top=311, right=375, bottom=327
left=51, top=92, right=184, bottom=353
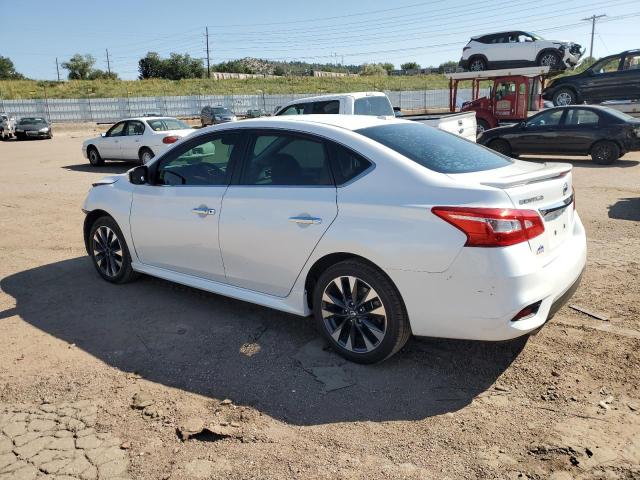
left=1, top=0, right=638, bottom=80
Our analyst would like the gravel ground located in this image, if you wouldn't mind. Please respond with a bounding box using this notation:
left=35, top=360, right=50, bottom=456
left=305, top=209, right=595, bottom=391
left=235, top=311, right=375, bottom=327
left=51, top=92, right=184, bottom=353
left=0, top=131, right=639, bottom=479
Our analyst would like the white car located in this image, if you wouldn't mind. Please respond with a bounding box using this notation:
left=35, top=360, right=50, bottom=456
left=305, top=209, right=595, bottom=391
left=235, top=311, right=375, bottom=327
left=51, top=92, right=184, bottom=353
left=460, top=31, right=583, bottom=71
left=1, top=113, right=16, bottom=140
left=82, top=117, right=195, bottom=166
left=82, top=115, right=586, bottom=363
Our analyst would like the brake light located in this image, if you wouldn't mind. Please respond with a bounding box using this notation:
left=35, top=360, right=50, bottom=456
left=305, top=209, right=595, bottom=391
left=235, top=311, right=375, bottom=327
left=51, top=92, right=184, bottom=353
left=162, top=135, right=180, bottom=144
left=431, top=207, right=544, bottom=247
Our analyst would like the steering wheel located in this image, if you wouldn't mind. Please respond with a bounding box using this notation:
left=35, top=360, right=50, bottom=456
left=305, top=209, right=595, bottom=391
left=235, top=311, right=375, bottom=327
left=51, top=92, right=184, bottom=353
left=191, top=162, right=224, bottom=181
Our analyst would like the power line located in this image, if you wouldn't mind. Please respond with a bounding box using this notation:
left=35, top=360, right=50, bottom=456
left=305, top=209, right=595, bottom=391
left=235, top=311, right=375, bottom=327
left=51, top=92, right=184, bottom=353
left=581, top=14, right=606, bottom=58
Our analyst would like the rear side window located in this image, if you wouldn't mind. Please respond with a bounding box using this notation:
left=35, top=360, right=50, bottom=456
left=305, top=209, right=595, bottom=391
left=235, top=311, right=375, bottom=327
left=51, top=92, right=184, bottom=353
left=356, top=123, right=513, bottom=174
left=565, top=109, right=599, bottom=126
left=354, top=96, right=393, bottom=116
left=310, top=100, right=339, bottom=114
left=332, top=145, right=372, bottom=185
left=240, top=133, right=333, bottom=186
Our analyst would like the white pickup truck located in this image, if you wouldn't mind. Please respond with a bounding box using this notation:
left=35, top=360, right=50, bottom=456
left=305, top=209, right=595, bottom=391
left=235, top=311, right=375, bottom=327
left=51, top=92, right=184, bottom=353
left=1, top=113, right=16, bottom=141
left=273, top=92, right=477, bottom=142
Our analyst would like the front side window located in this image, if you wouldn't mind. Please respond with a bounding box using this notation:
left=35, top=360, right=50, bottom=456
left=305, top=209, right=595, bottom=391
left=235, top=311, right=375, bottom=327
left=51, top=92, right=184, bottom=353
left=591, top=57, right=621, bottom=74
left=107, top=122, right=126, bottom=137
left=565, top=109, right=599, bottom=126
left=357, top=123, right=513, bottom=174
left=278, top=104, right=306, bottom=116
left=527, top=109, right=564, bottom=127
left=495, top=82, right=515, bottom=100
left=156, top=132, right=239, bottom=186
left=354, top=96, right=394, bottom=116
left=240, top=133, right=332, bottom=186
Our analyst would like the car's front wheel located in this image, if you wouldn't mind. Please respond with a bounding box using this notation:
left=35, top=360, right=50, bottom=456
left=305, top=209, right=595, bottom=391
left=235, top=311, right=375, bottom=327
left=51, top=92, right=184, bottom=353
left=88, top=146, right=104, bottom=166
left=552, top=87, right=576, bottom=106
left=313, top=259, right=411, bottom=364
left=488, top=138, right=512, bottom=156
left=590, top=141, right=620, bottom=165
left=538, top=51, right=561, bottom=69
left=476, top=119, right=491, bottom=135
left=89, top=216, right=138, bottom=284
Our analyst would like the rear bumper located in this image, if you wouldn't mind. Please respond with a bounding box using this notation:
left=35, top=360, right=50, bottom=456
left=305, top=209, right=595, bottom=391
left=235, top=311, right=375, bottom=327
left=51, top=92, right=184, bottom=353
left=389, top=213, right=587, bottom=341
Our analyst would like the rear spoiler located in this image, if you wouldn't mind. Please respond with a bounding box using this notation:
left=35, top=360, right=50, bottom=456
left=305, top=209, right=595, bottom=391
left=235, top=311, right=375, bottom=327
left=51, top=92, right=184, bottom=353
left=480, top=163, right=572, bottom=189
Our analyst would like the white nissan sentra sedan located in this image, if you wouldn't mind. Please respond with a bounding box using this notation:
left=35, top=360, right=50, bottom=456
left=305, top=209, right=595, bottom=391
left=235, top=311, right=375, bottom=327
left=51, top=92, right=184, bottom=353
left=81, top=115, right=586, bottom=363
left=82, top=116, right=196, bottom=166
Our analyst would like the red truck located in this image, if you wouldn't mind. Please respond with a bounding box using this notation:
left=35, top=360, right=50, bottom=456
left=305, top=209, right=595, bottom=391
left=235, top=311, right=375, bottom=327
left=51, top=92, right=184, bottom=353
left=446, top=66, right=550, bottom=133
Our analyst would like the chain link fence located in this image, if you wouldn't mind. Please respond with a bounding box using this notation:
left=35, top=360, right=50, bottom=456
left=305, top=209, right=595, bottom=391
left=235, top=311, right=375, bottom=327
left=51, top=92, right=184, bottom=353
left=0, top=88, right=487, bottom=123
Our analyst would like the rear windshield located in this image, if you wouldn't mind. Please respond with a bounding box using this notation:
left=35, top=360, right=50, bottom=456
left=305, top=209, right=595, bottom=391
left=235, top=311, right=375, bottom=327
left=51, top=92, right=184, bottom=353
left=600, top=106, right=635, bottom=122
left=356, top=122, right=513, bottom=174
left=146, top=118, right=190, bottom=131
left=354, top=96, right=394, bottom=116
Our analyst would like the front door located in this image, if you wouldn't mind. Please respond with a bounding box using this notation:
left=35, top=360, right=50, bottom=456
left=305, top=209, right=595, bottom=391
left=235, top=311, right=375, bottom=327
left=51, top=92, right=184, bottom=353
left=101, top=121, right=126, bottom=159
left=130, top=131, right=242, bottom=281
left=583, top=56, right=623, bottom=102
left=219, top=130, right=338, bottom=297
left=514, top=108, right=566, bottom=154
left=118, top=120, right=145, bottom=161
left=494, top=80, right=518, bottom=120
left=620, top=52, right=640, bottom=99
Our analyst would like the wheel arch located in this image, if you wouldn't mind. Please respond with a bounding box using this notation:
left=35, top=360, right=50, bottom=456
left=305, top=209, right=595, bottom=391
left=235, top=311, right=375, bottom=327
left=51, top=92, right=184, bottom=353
left=83, top=209, right=113, bottom=254
left=588, top=138, right=624, bottom=155
left=138, top=146, right=154, bottom=158
left=536, top=48, right=562, bottom=64
left=468, top=54, right=488, bottom=68
left=304, top=252, right=407, bottom=314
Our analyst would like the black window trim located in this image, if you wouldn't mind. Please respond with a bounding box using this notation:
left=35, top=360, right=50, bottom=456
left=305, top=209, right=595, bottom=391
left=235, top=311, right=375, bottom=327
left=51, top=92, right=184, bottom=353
left=106, top=121, right=126, bottom=137
left=526, top=108, right=568, bottom=128
left=148, top=130, right=246, bottom=187
left=327, top=142, right=375, bottom=187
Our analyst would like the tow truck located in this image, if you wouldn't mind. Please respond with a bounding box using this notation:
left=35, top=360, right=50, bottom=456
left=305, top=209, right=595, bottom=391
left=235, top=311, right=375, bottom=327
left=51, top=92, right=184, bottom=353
left=446, top=66, right=551, bottom=133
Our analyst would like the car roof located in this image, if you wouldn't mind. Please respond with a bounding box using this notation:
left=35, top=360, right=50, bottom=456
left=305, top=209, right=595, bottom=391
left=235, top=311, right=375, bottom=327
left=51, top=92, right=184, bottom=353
left=212, top=114, right=405, bottom=132
left=118, top=116, right=180, bottom=122
left=279, top=92, right=387, bottom=105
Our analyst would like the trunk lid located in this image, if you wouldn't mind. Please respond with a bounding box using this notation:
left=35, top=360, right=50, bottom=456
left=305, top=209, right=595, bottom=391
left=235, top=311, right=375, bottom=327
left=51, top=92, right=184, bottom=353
left=448, top=160, right=574, bottom=261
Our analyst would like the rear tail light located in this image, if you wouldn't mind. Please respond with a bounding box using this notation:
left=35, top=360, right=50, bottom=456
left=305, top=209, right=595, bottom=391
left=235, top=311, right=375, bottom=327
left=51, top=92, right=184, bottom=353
left=431, top=207, right=544, bottom=247
left=162, top=135, right=180, bottom=144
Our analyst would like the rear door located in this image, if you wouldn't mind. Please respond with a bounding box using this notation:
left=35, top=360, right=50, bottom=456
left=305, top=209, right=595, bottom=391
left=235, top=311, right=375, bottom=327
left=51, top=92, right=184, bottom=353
left=583, top=55, right=623, bottom=102
left=219, top=129, right=338, bottom=296
left=620, top=52, right=640, bottom=99
left=559, top=108, right=601, bottom=154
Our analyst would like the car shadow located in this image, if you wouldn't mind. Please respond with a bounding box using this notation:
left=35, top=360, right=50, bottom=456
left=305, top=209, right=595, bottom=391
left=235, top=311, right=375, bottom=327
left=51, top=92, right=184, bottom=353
left=608, top=197, right=640, bottom=221
left=62, top=162, right=139, bottom=174
left=0, top=257, right=526, bottom=426
left=519, top=155, right=640, bottom=169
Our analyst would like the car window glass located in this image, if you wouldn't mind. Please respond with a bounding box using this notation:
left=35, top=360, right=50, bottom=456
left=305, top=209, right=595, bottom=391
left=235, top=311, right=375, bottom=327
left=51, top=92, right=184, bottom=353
left=354, top=96, right=394, bottom=116
left=357, top=123, right=513, bottom=174
left=495, top=82, right=515, bottom=100
left=565, top=109, right=599, bottom=126
left=156, top=132, right=239, bottom=186
left=279, top=104, right=305, bottom=115
left=527, top=109, right=563, bottom=127
left=622, top=54, right=640, bottom=70
left=107, top=122, right=125, bottom=137
left=310, top=100, right=340, bottom=114
left=592, top=57, right=620, bottom=74
left=124, top=121, right=144, bottom=136
left=332, top=145, right=372, bottom=185
left=241, top=133, right=332, bottom=186
left=146, top=118, right=190, bottom=131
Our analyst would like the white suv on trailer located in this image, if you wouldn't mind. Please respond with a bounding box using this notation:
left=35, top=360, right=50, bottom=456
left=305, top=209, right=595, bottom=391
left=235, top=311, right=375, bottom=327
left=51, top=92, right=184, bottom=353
left=460, top=31, right=583, bottom=72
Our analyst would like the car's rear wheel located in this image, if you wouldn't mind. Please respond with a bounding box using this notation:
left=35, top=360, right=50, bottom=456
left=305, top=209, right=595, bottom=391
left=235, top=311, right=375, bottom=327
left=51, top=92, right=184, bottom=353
left=139, top=147, right=154, bottom=164
left=88, top=146, right=104, bottom=166
left=488, top=138, right=512, bottom=156
left=89, top=216, right=138, bottom=284
left=590, top=141, right=620, bottom=165
left=313, top=259, right=411, bottom=364
left=468, top=57, right=487, bottom=71
left=552, top=87, right=576, bottom=106
left=538, top=51, right=561, bottom=69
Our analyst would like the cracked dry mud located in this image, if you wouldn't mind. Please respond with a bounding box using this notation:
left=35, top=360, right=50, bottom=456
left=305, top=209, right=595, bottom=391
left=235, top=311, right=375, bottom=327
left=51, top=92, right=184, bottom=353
left=0, top=401, right=129, bottom=480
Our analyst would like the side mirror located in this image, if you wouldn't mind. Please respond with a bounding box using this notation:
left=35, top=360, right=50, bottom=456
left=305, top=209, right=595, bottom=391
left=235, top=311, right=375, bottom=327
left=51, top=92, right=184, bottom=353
left=129, top=165, right=148, bottom=185
left=101, top=132, right=106, bottom=137
left=520, top=121, right=527, bottom=129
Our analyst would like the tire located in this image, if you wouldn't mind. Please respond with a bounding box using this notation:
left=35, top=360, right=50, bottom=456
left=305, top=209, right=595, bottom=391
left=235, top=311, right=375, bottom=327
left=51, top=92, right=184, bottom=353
left=488, top=138, right=512, bottom=156
left=87, top=146, right=104, bottom=166
left=468, top=57, right=487, bottom=72
left=590, top=141, right=620, bottom=165
left=139, top=147, right=154, bottom=164
left=537, top=50, right=561, bottom=69
left=552, top=87, right=576, bottom=106
left=15, top=133, right=24, bottom=141
left=476, top=119, right=491, bottom=135
left=47, top=130, right=53, bottom=139
left=312, top=259, right=411, bottom=364
left=88, top=216, right=138, bottom=284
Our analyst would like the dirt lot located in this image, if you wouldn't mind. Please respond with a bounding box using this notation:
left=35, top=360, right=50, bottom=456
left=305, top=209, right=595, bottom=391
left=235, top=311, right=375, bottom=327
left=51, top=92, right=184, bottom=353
left=1, top=129, right=639, bottom=480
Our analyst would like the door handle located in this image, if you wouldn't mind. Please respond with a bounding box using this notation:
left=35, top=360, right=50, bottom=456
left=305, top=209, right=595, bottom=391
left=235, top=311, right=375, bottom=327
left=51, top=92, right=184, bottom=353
left=289, top=216, right=322, bottom=225
left=192, top=206, right=216, bottom=216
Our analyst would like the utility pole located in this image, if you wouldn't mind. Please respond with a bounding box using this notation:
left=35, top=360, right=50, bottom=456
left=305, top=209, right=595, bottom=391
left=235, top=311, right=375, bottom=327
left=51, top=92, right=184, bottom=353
left=106, top=49, right=111, bottom=75
left=205, top=27, right=211, bottom=78
left=55, top=58, right=60, bottom=81
left=581, top=14, right=606, bottom=59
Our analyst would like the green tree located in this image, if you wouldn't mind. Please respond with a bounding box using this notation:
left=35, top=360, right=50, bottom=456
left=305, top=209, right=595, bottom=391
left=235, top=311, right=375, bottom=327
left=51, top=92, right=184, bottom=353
left=438, top=61, right=459, bottom=73
left=0, top=56, right=25, bottom=79
left=273, top=65, right=286, bottom=76
left=138, top=52, right=164, bottom=79
left=381, top=62, right=394, bottom=73
left=400, top=62, right=420, bottom=70
left=61, top=54, right=96, bottom=80
left=360, top=63, right=388, bottom=76
left=164, top=53, right=205, bottom=80
left=88, top=69, right=119, bottom=80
